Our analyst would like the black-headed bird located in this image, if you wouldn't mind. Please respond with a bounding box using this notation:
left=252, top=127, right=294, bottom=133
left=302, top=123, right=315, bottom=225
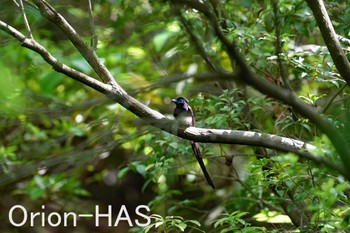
left=172, top=97, right=215, bottom=189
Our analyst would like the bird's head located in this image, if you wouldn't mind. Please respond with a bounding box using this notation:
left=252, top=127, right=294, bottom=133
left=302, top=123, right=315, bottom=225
left=172, top=97, right=189, bottom=107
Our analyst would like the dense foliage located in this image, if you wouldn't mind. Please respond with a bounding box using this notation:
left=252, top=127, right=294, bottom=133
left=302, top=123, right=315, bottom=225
left=1, top=0, right=350, bottom=232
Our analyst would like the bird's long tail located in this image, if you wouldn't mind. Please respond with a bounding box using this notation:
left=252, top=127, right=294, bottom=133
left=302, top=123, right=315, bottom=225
left=190, top=141, right=215, bottom=189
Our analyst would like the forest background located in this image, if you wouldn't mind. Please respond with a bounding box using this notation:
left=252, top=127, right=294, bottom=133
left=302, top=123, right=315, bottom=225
left=1, top=0, right=350, bottom=232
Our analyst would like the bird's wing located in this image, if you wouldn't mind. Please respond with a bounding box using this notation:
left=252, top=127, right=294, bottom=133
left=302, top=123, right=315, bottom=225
left=187, top=105, right=196, bottom=126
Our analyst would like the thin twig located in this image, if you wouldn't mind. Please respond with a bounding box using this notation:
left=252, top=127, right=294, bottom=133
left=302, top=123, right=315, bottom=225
left=322, top=83, right=347, bottom=113
left=88, top=0, right=98, bottom=50
left=12, top=0, right=20, bottom=7
left=18, top=0, right=33, bottom=39
left=178, top=12, right=218, bottom=71
left=272, top=0, right=292, bottom=90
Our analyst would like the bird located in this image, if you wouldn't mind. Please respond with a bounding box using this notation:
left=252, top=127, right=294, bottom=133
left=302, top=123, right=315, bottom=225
left=172, top=97, right=215, bottom=189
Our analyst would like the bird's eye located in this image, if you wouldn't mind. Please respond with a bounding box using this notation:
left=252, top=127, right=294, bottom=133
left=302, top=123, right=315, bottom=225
left=178, top=99, right=184, bottom=103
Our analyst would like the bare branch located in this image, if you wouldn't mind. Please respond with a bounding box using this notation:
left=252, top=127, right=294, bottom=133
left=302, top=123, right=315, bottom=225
left=32, top=0, right=115, bottom=85
left=129, top=71, right=239, bottom=95
left=12, top=0, right=20, bottom=7
left=28, top=0, right=168, bottom=124
left=174, top=126, right=346, bottom=177
left=0, top=20, right=110, bottom=94
left=305, top=0, right=350, bottom=85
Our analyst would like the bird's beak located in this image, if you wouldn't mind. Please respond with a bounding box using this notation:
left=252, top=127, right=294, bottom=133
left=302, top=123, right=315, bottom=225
left=171, top=99, right=177, bottom=103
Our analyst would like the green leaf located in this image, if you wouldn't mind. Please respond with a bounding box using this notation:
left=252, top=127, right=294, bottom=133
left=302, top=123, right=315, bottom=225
left=153, top=31, right=175, bottom=52
left=240, top=0, right=252, bottom=8
left=71, top=58, right=92, bottom=73
left=29, top=187, right=45, bottom=200
left=136, top=164, right=146, bottom=176
left=40, top=72, right=63, bottom=95
left=117, top=167, right=130, bottom=180
left=186, top=220, right=201, bottom=227
left=177, top=222, right=187, bottom=231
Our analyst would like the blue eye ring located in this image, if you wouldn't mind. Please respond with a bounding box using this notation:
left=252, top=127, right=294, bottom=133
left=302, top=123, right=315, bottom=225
left=172, top=97, right=189, bottom=104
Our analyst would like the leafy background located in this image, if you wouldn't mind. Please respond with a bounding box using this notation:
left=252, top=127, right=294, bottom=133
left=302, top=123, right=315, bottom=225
left=1, top=0, right=350, bottom=232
